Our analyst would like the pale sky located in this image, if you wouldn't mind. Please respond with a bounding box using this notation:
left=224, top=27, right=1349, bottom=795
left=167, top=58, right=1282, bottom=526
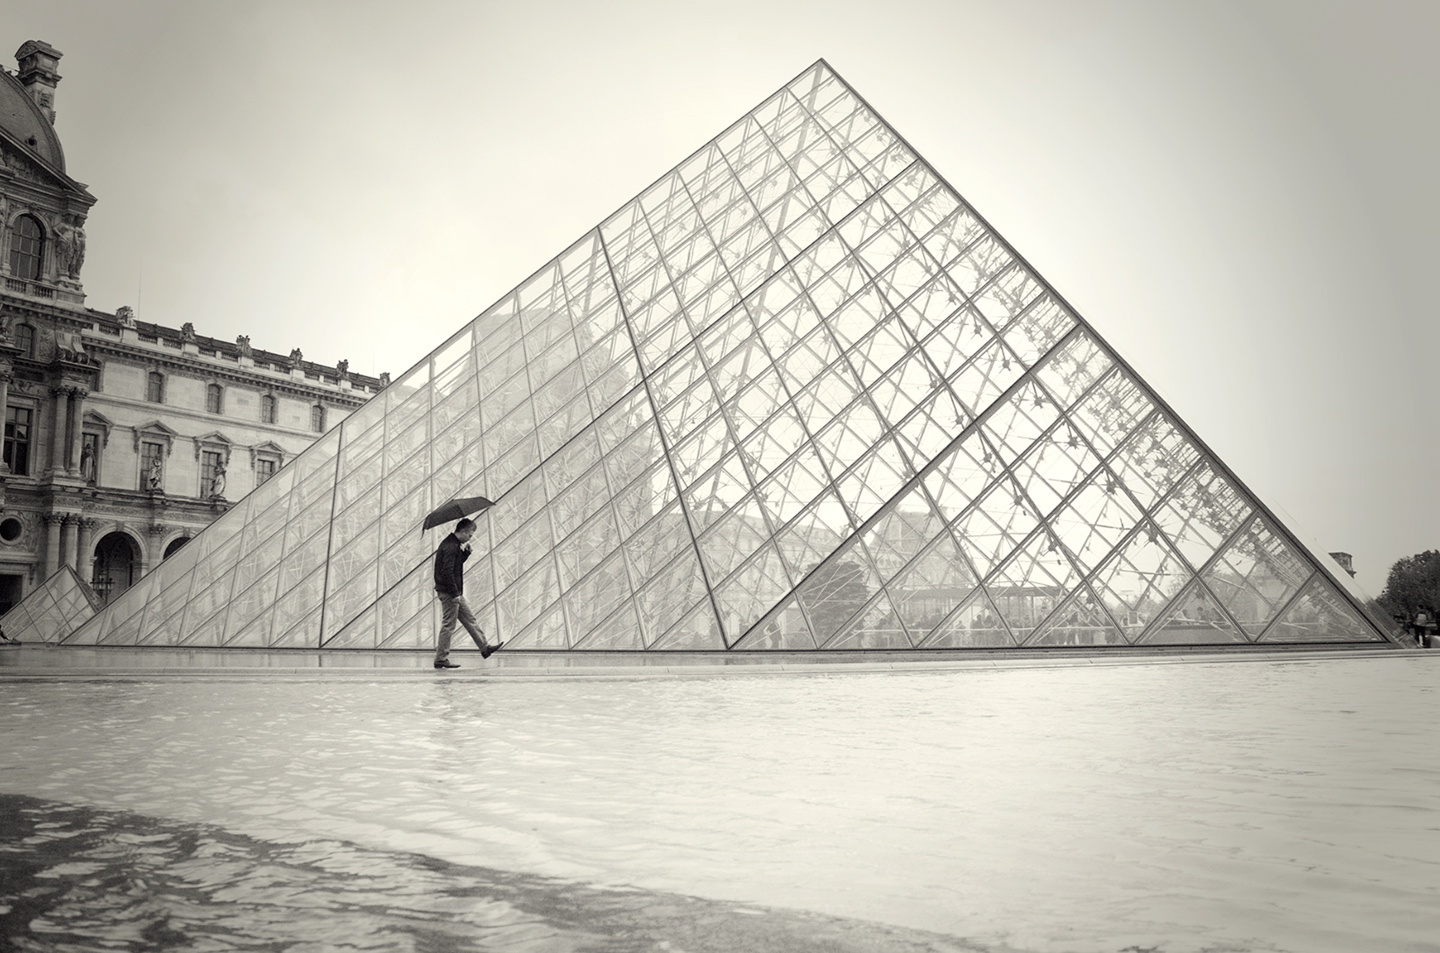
left=3, top=0, right=1435, bottom=597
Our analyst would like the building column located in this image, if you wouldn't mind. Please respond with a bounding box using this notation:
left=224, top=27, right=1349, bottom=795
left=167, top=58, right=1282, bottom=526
left=67, top=387, right=87, bottom=477
left=49, top=386, right=70, bottom=474
left=41, top=513, right=61, bottom=579
left=60, top=514, right=79, bottom=571
left=76, top=517, right=95, bottom=581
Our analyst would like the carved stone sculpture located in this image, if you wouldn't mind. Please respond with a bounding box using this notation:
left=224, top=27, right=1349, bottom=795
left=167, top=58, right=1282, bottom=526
left=54, top=331, right=89, bottom=363
left=236, top=334, right=252, bottom=357
left=181, top=322, right=196, bottom=343
left=336, top=359, right=349, bottom=377
left=116, top=306, right=136, bottom=328
left=53, top=215, right=86, bottom=279
left=210, top=461, right=226, bottom=499
left=289, top=348, right=304, bottom=368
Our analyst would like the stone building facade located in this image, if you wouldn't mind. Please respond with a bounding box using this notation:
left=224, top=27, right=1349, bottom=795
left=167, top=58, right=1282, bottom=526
left=0, top=40, right=383, bottom=612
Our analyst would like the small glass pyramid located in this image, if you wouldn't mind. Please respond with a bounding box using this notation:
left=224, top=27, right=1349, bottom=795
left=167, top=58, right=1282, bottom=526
left=1, top=566, right=102, bottom=644
left=56, top=61, right=1395, bottom=651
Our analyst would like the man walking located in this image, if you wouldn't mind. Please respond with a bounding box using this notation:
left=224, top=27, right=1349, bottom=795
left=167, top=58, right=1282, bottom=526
left=433, top=517, right=502, bottom=669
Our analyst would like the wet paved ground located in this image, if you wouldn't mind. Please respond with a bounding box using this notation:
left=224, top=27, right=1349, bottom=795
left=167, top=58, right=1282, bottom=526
left=2, top=648, right=1438, bottom=952
left=1, top=793, right=979, bottom=953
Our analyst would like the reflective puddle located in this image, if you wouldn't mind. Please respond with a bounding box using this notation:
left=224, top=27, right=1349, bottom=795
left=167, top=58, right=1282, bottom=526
left=0, top=793, right=966, bottom=952
left=2, top=657, right=1437, bottom=952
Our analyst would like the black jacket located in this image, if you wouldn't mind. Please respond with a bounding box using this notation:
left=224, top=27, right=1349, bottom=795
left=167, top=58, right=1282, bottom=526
left=433, top=533, right=470, bottom=597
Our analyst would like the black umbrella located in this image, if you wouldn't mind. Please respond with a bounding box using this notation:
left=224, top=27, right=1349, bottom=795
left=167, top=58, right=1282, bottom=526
left=422, top=495, right=496, bottom=530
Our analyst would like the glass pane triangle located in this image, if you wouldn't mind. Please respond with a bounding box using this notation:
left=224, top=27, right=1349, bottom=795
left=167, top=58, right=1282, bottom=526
left=563, top=552, right=635, bottom=646
left=822, top=590, right=911, bottom=649
left=636, top=550, right=710, bottom=646
left=988, top=532, right=1077, bottom=644
left=649, top=601, right=726, bottom=650
left=884, top=526, right=978, bottom=640
left=1138, top=580, right=1247, bottom=645
left=1088, top=522, right=1194, bottom=642
left=1201, top=517, right=1313, bottom=638
left=325, top=603, right=379, bottom=649
left=377, top=566, right=436, bottom=650
left=1106, top=412, right=1199, bottom=512
left=796, top=545, right=886, bottom=647
left=734, top=594, right=816, bottom=649
left=271, top=606, right=323, bottom=649
left=1152, top=463, right=1251, bottom=572
left=716, top=543, right=792, bottom=645
left=918, top=588, right=1015, bottom=648
left=1028, top=583, right=1127, bottom=647
left=572, top=602, right=644, bottom=650
left=507, top=601, right=569, bottom=650
left=1047, top=468, right=1143, bottom=574
left=1260, top=576, right=1385, bottom=643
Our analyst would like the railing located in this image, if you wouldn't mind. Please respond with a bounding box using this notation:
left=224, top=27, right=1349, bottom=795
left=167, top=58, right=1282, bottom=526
left=3, top=278, right=58, bottom=299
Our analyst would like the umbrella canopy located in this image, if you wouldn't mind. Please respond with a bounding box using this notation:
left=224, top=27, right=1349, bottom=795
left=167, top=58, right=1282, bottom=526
left=422, top=495, right=495, bottom=530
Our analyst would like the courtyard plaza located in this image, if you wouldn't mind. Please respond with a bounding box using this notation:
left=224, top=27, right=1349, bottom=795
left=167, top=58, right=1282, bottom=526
left=2, top=644, right=1437, bottom=952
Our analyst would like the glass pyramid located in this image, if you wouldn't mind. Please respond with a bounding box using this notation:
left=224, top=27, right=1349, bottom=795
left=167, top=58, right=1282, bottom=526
left=56, top=60, right=1396, bottom=651
left=1, top=566, right=102, bottom=644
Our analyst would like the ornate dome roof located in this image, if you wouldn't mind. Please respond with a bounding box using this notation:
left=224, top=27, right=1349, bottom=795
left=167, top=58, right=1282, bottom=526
left=0, top=66, right=65, bottom=172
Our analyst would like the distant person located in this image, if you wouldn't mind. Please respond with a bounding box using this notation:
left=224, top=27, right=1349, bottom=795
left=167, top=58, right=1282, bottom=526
left=0, top=623, right=17, bottom=645
left=432, top=518, right=502, bottom=669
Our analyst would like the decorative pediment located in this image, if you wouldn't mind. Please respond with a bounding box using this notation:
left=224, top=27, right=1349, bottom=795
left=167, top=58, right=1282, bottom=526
left=82, top=410, right=115, bottom=447
left=131, top=420, right=181, bottom=456
left=193, top=431, right=235, bottom=464
left=249, top=440, right=286, bottom=469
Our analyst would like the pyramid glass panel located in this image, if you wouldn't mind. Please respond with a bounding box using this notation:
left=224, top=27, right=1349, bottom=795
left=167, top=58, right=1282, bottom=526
left=50, top=60, right=1398, bottom=652
left=919, top=589, right=1015, bottom=648
left=1139, top=580, right=1248, bottom=645
left=1201, top=517, right=1313, bottom=638
left=1259, top=575, right=1385, bottom=643
left=1029, top=583, right=1128, bottom=647
left=1088, top=522, right=1193, bottom=641
left=0, top=566, right=100, bottom=644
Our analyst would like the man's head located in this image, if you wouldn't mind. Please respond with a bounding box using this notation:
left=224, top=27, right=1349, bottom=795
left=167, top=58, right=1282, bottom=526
left=455, top=518, right=476, bottom=542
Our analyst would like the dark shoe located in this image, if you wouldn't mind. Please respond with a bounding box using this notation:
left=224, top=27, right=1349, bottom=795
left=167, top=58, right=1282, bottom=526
left=434, top=659, right=461, bottom=669
left=480, top=641, right=505, bottom=659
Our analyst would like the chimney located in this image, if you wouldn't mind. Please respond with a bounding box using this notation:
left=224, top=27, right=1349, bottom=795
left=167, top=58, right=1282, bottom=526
left=1329, top=552, right=1356, bottom=578
left=15, top=40, right=62, bottom=124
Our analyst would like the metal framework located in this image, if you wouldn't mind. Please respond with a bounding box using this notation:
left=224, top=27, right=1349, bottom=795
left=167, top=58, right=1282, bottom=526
left=32, top=60, right=1394, bottom=651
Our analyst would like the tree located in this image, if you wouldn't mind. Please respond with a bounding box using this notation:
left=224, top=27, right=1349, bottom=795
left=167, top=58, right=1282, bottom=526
left=800, top=557, right=870, bottom=643
left=1377, top=550, right=1440, bottom=624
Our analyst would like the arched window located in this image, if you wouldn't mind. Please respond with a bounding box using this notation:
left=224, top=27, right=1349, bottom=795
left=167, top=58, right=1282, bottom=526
left=261, top=393, right=277, bottom=424
left=14, top=324, right=34, bottom=358
left=8, top=215, right=43, bottom=280
left=206, top=383, right=223, bottom=414
left=146, top=371, right=164, bottom=403
left=310, top=404, right=326, bottom=433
